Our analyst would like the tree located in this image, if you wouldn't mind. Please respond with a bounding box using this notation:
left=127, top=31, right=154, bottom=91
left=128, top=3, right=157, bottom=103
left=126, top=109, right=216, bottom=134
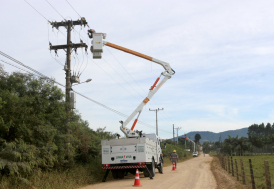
left=0, top=66, right=117, bottom=182
left=194, top=134, right=201, bottom=143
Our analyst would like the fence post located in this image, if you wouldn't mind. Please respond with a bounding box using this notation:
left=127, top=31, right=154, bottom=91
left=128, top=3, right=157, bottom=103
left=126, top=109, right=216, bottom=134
left=222, top=155, right=224, bottom=169
left=224, top=156, right=226, bottom=170
left=235, top=159, right=239, bottom=181
left=228, top=156, right=231, bottom=173
left=223, top=156, right=225, bottom=169
left=231, top=156, right=234, bottom=177
left=240, top=158, right=246, bottom=185
left=264, top=160, right=271, bottom=189
left=249, top=159, right=255, bottom=189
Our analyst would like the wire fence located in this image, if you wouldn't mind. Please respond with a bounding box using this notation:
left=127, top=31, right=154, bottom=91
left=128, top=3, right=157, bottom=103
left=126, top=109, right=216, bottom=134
left=218, top=154, right=273, bottom=189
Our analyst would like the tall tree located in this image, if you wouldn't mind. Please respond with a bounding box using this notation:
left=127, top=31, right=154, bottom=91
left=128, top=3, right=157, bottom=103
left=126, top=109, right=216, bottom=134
left=194, top=133, right=201, bottom=143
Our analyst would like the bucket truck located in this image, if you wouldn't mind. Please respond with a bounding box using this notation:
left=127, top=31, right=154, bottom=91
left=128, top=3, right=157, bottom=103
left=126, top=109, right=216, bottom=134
left=88, top=30, right=175, bottom=181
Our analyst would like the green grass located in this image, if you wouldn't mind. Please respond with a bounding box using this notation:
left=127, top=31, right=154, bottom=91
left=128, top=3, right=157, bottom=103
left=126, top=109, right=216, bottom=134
left=0, top=157, right=109, bottom=189
left=222, top=155, right=274, bottom=189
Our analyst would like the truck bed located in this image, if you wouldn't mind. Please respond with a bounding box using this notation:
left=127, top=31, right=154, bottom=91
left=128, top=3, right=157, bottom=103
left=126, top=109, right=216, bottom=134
left=101, top=136, right=158, bottom=164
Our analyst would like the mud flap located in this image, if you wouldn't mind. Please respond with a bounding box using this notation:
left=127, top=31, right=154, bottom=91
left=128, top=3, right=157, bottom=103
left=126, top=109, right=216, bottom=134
left=102, top=169, right=110, bottom=182
left=145, top=166, right=153, bottom=179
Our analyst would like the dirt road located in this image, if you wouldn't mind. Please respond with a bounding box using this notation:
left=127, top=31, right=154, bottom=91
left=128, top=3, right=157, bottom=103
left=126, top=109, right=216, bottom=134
left=79, top=154, right=217, bottom=189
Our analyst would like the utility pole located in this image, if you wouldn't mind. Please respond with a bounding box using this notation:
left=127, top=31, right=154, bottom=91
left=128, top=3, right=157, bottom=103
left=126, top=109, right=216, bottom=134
left=184, top=134, right=187, bottom=149
left=149, top=108, right=163, bottom=136
left=175, top=127, right=181, bottom=144
left=49, top=18, right=88, bottom=144
left=173, top=124, right=175, bottom=145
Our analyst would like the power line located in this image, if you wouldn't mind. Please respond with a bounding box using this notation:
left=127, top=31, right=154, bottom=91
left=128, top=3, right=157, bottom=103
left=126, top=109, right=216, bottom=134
left=45, top=0, right=66, bottom=20
left=1, top=60, right=37, bottom=76
left=65, top=0, right=81, bottom=18
left=24, top=0, right=49, bottom=22
left=89, top=57, right=139, bottom=101
left=0, top=51, right=171, bottom=133
left=102, top=58, right=143, bottom=100
left=105, top=46, right=175, bottom=126
left=24, top=0, right=66, bottom=37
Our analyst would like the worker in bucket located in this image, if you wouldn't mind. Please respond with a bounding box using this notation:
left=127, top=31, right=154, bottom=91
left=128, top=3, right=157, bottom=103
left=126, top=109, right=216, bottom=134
left=170, top=150, right=179, bottom=167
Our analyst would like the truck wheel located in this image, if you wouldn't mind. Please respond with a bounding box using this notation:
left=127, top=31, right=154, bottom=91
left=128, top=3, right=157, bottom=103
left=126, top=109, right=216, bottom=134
left=111, top=170, right=118, bottom=179
left=150, top=160, right=155, bottom=177
left=117, top=170, right=125, bottom=179
left=158, top=162, right=163, bottom=174
left=144, top=169, right=149, bottom=177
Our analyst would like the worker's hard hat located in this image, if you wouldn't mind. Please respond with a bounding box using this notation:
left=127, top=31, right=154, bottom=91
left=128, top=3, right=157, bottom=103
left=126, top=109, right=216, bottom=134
left=173, top=150, right=176, bottom=153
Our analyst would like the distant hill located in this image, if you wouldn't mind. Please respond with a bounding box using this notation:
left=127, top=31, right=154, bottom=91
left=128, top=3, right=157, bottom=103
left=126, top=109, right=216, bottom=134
left=172, top=127, right=248, bottom=144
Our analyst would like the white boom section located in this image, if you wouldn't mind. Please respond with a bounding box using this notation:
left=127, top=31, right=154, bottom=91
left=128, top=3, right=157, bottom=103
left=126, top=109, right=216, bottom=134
left=120, top=74, right=171, bottom=137
left=90, top=33, right=175, bottom=138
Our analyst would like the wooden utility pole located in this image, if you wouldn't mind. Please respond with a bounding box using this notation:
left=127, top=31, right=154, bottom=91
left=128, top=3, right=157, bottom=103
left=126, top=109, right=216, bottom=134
left=173, top=124, right=175, bottom=145
left=49, top=18, right=88, bottom=138
left=149, top=108, right=164, bottom=136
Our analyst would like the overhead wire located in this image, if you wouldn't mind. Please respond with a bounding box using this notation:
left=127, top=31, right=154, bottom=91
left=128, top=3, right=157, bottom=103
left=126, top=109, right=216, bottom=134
left=78, top=34, right=90, bottom=77
left=105, top=47, right=176, bottom=126
left=48, top=22, right=64, bottom=66
left=45, top=0, right=66, bottom=20
left=89, top=57, right=140, bottom=101
left=77, top=48, right=85, bottom=76
left=102, top=58, right=144, bottom=100
left=24, top=0, right=49, bottom=22
left=65, top=0, right=81, bottom=18
left=1, top=60, right=37, bottom=76
left=0, top=51, right=171, bottom=133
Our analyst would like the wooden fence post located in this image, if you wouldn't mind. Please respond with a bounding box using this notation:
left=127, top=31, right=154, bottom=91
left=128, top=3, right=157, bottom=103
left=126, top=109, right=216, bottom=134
left=222, top=156, right=224, bottom=169
left=231, top=156, right=234, bottom=177
left=224, top=156, right=227, bottom=171
left=240, top=158, right=246, bottom=185
left=235, top=159, right=239, bottom=181
left=249, top=159, right=255, bottom=189
left=228, top=156, right=231, bottom=173
left=264, top=160, right=271, bottom=189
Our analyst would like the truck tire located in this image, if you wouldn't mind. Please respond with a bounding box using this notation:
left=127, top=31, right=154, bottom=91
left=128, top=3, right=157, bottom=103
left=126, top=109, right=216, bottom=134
left=158, top=162, right=163, bottom=174
left=144, top=169, right=149, bottom=177
left=111, top=170, right=118, bottom=179
left=158, top=156, right=164, bottom=174
left=145, top=160, right=155, bottom=177
left=117, top=170, right=125, bottom=179
left=150, top=160, right=155, bottom=177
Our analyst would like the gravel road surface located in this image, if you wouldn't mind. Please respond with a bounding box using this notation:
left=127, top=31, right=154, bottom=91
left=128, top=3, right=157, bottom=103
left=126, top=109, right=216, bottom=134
left=79, top=154, right=217, bottom=189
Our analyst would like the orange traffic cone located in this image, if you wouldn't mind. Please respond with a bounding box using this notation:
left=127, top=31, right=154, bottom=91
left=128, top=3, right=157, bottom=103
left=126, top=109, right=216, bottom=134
left=172, top=161, right=176, bottom=171
left=133, top=169, right=142, bottom=187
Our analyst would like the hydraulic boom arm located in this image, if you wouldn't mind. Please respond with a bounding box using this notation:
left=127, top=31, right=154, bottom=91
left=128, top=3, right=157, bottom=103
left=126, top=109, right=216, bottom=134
left=89, top=32, right=175, bottom=138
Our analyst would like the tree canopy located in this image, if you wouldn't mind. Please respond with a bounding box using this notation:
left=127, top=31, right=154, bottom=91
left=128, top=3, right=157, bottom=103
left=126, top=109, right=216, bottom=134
left=0, top=65, right=116, bottom=182
left=194, top=133, right=201, bottom=143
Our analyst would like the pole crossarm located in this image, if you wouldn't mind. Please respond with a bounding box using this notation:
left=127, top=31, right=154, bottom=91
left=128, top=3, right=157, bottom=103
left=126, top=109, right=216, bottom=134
left=49, top=43, right=88, bottom=50
left=50, top=17, right=88, bottom=29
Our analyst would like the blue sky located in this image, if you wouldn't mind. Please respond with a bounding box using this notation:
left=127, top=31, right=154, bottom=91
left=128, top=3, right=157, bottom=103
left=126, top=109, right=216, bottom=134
left=1, top=0, right=274, bottom=139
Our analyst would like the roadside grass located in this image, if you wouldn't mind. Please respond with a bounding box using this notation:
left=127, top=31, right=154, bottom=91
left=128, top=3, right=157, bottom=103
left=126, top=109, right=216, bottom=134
left=225, top=155, right=274, bottom=189
left=0, top=157, right=111, bottom=189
